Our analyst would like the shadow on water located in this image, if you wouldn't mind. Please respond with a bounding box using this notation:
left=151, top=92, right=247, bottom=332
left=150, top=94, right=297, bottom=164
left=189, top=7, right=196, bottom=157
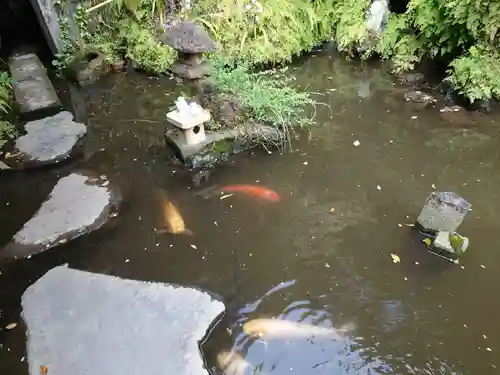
left=2, top=51, right=500, bottom=374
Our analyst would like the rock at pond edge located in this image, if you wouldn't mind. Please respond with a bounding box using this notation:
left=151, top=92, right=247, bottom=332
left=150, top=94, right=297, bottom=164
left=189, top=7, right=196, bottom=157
left=165, top=124, right=284, bottom=169
left=3, top=111, right=87, bottom=170
left=21, top=265, right=226, bottom=375
left=1, top=172, right=121, bottom=261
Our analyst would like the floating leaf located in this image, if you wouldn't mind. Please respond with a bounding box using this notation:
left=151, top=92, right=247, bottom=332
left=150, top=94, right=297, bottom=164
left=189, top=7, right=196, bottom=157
left=423, top=238, right=432, bottom=247
left=390, top=253, right=400, bottom=263
left=329, top=207, right=336, bottom=213
left=5, top=323, right=17, bottom=330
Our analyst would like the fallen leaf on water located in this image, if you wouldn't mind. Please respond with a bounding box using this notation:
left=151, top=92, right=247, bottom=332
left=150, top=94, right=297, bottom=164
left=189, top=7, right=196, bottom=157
left=5, top=323, right=17, bottom=330
left=390, top=253, right=400, bottom=263
left=423, top=238, right=432, bottom=246
left=190, top=244, right=197, bottom=249
left=329, top=207, right=335, bottom=213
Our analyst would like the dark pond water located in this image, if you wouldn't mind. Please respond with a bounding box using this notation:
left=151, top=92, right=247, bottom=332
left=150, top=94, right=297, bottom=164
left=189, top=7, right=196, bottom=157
left=1, top=50, right=500, bottom=374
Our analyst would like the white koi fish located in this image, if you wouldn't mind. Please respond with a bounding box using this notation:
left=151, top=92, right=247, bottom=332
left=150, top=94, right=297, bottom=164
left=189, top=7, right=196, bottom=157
left=243, top=318, right=355, bottom=340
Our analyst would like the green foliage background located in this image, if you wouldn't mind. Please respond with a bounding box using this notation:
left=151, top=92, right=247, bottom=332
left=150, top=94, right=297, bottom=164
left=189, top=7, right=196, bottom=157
left=58, top=0, right=500, bottom=104
left=375, top=0, right=500, bottom=102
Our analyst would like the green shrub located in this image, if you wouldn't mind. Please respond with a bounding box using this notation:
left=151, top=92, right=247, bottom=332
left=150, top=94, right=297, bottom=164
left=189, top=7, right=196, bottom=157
left=446, top=45, right=500, bottom=102
left=332, top=0, right=369, bottom=54
left=120, top=20, right=176, bottom=73
left=190, top=0, right=336, bottom=65
left=376, top=14, right=424, bottom=72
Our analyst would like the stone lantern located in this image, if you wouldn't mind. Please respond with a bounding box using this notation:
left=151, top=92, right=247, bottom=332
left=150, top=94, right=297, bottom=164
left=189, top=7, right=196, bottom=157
left=159, top=21, right=217, bottom=80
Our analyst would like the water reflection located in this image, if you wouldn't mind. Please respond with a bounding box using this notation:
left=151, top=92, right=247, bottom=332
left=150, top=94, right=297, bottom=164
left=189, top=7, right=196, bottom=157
left=230, top=294, right=386, bottom=374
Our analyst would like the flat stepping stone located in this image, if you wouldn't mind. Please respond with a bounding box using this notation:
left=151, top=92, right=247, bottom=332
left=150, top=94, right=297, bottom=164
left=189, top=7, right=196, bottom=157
left=1, top=172, right=121, bottom=260
left=8, top=52, right=62, bottom=116
left=21, top=265, right=225, bottom=375
left=3, top=111, right=87, bottom=169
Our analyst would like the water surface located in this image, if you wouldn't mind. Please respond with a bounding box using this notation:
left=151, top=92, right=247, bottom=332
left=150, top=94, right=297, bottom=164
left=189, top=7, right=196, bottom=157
left=1, top=51, right=500, bottom=374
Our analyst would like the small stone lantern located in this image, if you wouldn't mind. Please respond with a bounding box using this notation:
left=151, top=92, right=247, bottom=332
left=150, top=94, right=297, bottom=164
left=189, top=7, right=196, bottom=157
left=166, top=101, right=211, bottom=146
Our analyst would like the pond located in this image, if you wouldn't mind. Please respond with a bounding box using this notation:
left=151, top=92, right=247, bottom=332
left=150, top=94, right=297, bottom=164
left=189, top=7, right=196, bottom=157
left=1, top=50, right=500, bottom=374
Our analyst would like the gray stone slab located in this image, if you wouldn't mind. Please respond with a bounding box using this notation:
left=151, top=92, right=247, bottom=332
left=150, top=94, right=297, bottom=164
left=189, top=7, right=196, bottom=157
left=3, top=111, right=86, bottom=169
left=9, top=53, right=62, bottom=115
left=21, top=265, right=225, bottom=375
left=1, top=172, right=121, bottom=260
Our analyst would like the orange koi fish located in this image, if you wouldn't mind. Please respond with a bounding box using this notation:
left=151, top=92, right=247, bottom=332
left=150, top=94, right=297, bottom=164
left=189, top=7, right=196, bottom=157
left=219, top=185, right=280, bottom=202
left=153, top=188, right=193, bottom=235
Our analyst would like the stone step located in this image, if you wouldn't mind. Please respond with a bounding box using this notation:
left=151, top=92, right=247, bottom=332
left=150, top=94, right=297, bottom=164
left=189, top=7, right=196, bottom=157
left=21, top=265, right=225, bottom=375
left=1, top=172, right=122, bottom=261
left=8, top=52, right=62, bottom=119
left=2, top=110, right=87, bottom=170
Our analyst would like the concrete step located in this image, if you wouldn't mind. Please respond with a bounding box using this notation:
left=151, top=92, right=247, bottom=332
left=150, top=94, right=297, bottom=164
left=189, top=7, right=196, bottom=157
left=8, top=51, right=62, bottom=119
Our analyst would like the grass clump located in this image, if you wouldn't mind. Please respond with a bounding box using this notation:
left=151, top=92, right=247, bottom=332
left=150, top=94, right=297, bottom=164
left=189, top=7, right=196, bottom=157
left=212, top=59, right=315, bottom=127
left=0, top=71, right=17, bottom=149
left=211, top=57, right=316, bottom=133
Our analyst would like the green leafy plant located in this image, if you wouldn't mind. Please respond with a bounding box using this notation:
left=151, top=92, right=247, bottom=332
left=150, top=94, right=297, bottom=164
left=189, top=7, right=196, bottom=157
left=0, top=71, right=12, bottom=115
left=190, top=0, right=336, bottom=65
left=376, top=14, right=424, bottom=72
left=446, top=45, right=500, bottom=102
left=0, top=71, right=17, bottom=148
left=120, top=19, right=176, bottom=73
left=332, top=0, right=369, bottom=54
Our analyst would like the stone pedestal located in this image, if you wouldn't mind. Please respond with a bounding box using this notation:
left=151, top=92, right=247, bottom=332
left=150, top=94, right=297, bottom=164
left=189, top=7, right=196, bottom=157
left=430, top=230, right=469, bottom=261
left=171, top=52, right=212, bottom=79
